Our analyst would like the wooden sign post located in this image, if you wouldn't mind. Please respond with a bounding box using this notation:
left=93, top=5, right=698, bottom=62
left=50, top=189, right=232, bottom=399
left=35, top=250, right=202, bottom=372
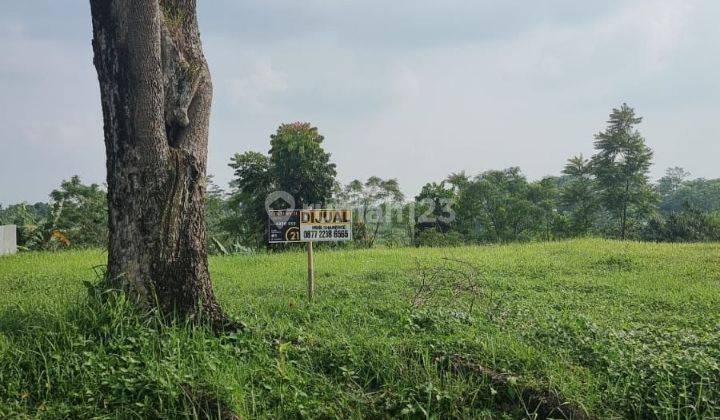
left=307, top=241, right=315, bottom=300
left=268, top=209, right=352, bottom=301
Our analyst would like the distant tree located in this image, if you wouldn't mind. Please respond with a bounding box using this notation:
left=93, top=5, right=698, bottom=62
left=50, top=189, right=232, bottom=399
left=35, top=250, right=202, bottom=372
left=446, top=171, right=470, bottom=193
left=49, top=176, right=108, bottom=248
left=204, top=176, right=233, bottom=253
left=0, top=202, right=51, bottom=228
left=269, top=122, right=337, bottom=208
left=0, top=177, right=106, bottom=250
left=656, top=170, right=720, bottom=215
left=0, top=202, right=52, bottom=248
left=227, top=152, right=273, bottom=249
left=643, top=204, right=720, bottom=243
left=414, top=181, right=455, bottom=240
left=454, top=168, right=555, bottom=242
left=338, top=176, right=404, bottom=247
left=656, top=167, right=691, bottom=199
left=591, top=104, right=655, bottom=239
left=560, top=155, right=598, bottom=236
left=529, top=176, right=563, bottom=241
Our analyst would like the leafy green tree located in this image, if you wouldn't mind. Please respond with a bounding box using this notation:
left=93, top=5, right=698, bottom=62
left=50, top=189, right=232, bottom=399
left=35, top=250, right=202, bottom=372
left=3, top=177, right=108, bottom=250
left=1, top=178, right=107, bottom=250
left=0, top=202, right=52, bottom=248
left=656, top=168, right=720, bottom=214
left=269, top=122, right=337, bottom=208
left=560, top=155, right=598, bottom=236
left=454, top=168, right=556, bottom=243
left=590, top=104, right=656, bottom=239
left=529, top=176, right=563, bottom=241
left=49, top=176, right=108, bottom=248
left=446, top=171, right=470, bottom=192
left=643, top=204, right=720, bottom=243
left=411, top=172, right=469, bottom=244
left=414, top=181, right=455, bottom=240
left=338, top=176, right=404, bottom=247
left=656, top=167, right=691, bottom=200
left=204, top=176, right=235, bottom=253
left=227, top=152, right=273, bottom=249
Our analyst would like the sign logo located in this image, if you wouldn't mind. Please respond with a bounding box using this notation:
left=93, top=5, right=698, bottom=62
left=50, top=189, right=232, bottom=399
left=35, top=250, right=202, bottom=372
left=265, top=191, right=296, bottom=226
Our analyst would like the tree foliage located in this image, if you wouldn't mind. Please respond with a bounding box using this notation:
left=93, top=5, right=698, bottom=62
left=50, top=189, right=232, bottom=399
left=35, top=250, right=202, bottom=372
left=338, top=176, right=404, bottom=247
left=453, top=168, right=559, bottom=243
left=643, top=204, right=720, bottom=242
left=414, top=181, right=455, bottom=238
left=226, top=152, right=274, bottom=249
left=590, top=103, right=656, bottom=239
left=1, top=176, right=106, bottom=250
left=269, top=122, right=337, bottom=208
left=0, top=202, right=51, bottom=249
left=656, top=168, right=720, bottom=214
left=560, top=155, right=598, bottom=236
left=49, top=176, right=108, bottom=248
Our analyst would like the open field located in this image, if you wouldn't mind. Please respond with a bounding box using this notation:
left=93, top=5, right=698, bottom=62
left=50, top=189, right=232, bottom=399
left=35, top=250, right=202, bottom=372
left=0, top=239, right=719, bottom=418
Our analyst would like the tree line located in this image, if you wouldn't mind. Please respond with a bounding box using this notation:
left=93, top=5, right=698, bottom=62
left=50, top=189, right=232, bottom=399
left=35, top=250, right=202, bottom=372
left=3, top=104, right=720, bottom=251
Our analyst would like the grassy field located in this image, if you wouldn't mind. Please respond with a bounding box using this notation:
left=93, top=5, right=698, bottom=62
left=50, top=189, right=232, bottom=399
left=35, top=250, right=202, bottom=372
left=0, top=239, right=719, bottom=418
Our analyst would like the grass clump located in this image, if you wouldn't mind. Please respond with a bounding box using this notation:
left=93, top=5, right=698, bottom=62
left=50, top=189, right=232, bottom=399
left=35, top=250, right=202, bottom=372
left=0, top=290, right=237, bottom=418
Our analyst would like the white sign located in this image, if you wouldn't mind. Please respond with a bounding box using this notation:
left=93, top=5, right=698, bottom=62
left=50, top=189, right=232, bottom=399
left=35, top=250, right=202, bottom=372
left=299, top=210, right=352, bottom=242
left=0, top=225, right=17, bottom=256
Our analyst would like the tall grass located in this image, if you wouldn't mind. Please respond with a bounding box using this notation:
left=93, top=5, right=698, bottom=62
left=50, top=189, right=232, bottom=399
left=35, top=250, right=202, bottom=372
left=0, top=290, right=239, bottom=418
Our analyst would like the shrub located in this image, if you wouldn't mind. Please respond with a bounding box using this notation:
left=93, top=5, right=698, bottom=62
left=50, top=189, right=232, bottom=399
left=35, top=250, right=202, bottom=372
left=642, top=206, right=720, bottom=242
left=415, top=228, right=465, bottom=247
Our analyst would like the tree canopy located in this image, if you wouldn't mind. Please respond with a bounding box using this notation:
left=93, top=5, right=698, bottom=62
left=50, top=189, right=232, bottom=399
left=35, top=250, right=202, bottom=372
left=590, top=103, right=655, bottom=239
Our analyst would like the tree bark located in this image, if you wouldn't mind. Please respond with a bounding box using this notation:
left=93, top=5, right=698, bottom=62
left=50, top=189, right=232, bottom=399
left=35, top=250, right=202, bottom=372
left=621, top=179, right=630, bottom=240
left=89, top=0, right=231, bottom=329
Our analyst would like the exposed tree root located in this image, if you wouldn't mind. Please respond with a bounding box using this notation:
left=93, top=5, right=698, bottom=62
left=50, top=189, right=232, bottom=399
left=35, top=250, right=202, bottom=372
left=209, top=316, right=246, bottom=335
left=435, top=353, right=590, bottom=419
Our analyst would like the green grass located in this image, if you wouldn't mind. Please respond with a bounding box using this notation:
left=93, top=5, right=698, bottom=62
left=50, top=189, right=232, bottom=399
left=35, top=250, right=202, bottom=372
left=0, top=239, right=719, bottom=418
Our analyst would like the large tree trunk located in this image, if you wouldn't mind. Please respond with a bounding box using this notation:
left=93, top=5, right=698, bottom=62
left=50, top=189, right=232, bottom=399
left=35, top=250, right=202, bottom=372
left=89, top=0, right=230, bottom=328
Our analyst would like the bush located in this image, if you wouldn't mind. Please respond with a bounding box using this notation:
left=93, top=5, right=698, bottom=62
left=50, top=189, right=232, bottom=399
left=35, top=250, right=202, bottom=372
left=642, top=206, right=720, bottom=242
left=415, top=228, right=465, bottom=247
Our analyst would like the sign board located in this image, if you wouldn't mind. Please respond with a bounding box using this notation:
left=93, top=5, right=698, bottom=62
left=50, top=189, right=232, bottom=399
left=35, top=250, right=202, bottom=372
left=268, top=210, right=301, bottom=243
left=299, top=209, right=352, bottom=242
left=0, top=225, right=17, bottom=256
left=268, top=209, right=352, bottom=243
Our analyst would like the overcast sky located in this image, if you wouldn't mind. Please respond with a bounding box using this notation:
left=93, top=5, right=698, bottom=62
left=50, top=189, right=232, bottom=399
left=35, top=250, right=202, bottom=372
left=1, top=0, right=719, bottom=205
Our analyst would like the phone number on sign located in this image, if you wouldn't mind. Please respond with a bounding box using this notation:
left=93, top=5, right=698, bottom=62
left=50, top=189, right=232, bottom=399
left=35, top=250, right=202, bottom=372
left=302, top=230, right=350, bottom=239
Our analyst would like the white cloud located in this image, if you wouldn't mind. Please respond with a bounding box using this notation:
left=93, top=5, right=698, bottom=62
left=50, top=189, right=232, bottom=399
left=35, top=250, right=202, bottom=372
left=0, top=20, right=25, bottom=37
left=391, top=66, right=422, bottom=108
left=227, top=59, right=289, bottom=111
left=597, top=0, right=694, bottom=70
